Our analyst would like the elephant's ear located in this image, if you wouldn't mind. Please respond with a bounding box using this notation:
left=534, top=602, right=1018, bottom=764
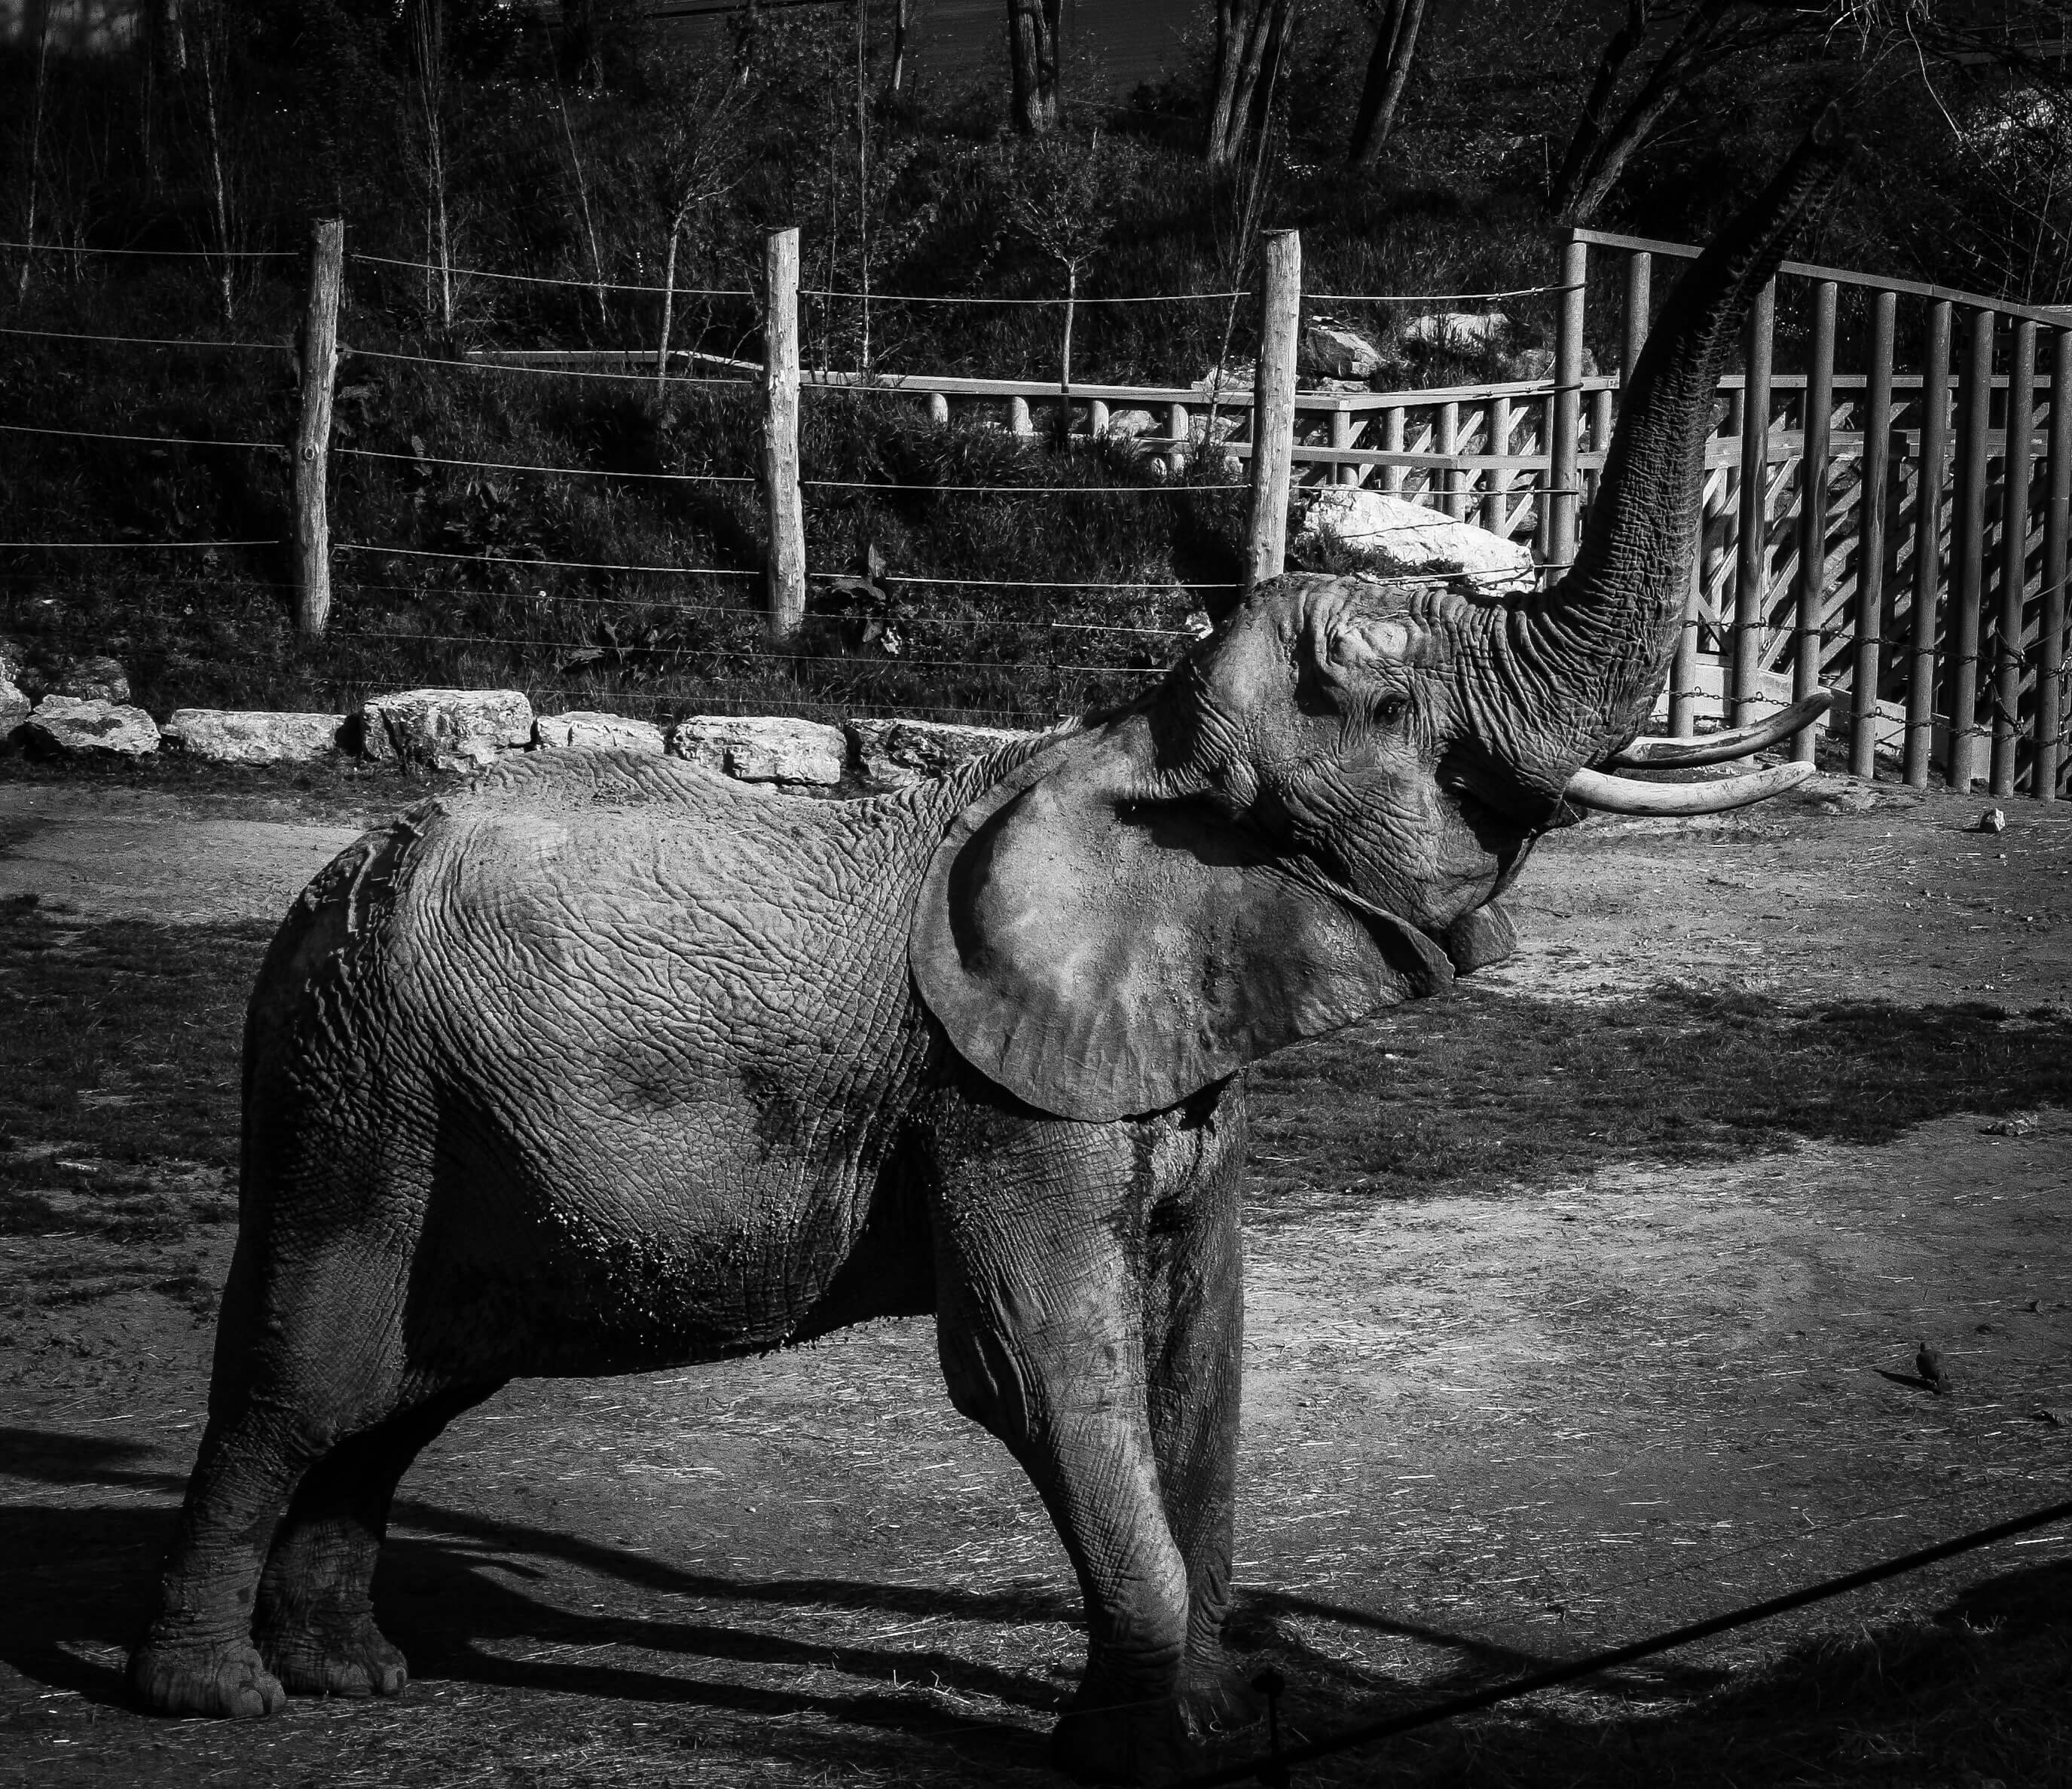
left=909, top=718, right=1453, bottom=1122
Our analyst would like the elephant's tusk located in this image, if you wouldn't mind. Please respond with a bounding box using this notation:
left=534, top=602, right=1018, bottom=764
left=1609, top=690, right=1835, bottom=767
left=1563, top=760, right=1815, bottom=815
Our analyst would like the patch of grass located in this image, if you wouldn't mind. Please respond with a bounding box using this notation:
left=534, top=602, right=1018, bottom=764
left=1248, top=984, right=2072, bottom=1215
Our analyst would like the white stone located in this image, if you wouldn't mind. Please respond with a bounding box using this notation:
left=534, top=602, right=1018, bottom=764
left=1401, top=311, right=1513, bottom=356
left=848, top=717, right=1026, bottom=787
left=359, top=687, right=533, bottom=772
left=1303, top=318, right=1388, bottom=380
left=1105, top=408, right=1158, bottom=441
left=534, top=711, right=667, bottom=754
left=0, top=676, right=29, bottom=741
left=163, top=708, right=345, bottom=763
left=1193, top=361, right=1255, bottom=394
left=667, top=714, right=846, bottom=785
left=20, top=695, right=160, bottom=757
left=1506, top=344, right=1600, bottom=381
left=1297, top=487, right=1536, bottom=594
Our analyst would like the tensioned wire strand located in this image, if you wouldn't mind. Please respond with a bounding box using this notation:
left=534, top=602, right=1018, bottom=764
left=0, top=323, right=283, bottom=352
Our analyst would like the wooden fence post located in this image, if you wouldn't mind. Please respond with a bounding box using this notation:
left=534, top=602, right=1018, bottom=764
left=1547, top=232, right=1588, bottom=575
left=1946, top=307, right=1994, bottom=794
left=1792, top=280, right=1837, bottom=763
left=292, top=216, right=344, bottom=641
left=1247, top=229, right=1300, bottom=590
left=762, top=227, right=807, bottom=647
left=1436, top=399, right=1460, bottom=520
left=1621, top=249, right=1652, bottom=387
left=1731, top=280, right=1776, bottom=725
left=1993, top=317, right=2037, bottom=798
left=1906, top=301, right=1953, bottom=791
left=2040, top=329, right=2072, bottom=800
left=1850, top=288, right=1896, bottom=780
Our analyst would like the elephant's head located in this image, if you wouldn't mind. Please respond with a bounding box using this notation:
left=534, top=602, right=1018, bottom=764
left=912, top=112, right=1851, bottom=1123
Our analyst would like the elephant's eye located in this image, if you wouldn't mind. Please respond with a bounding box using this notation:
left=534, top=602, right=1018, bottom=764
left=1373, top=693, right=1409, bottom=727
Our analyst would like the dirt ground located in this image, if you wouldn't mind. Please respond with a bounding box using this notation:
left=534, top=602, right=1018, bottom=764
left=2, top=759, right=2068, bottom=1788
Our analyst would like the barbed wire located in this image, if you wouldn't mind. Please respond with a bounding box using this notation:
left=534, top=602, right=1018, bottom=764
left=335, top=542, right=759, bottom=576
left=353, top=347, right=751, bottom=387
left=350, top=252, right=750, bottom=299
left=1304, top=282, right=1570, bottom=304
left=801, top=478, right=1247, bottom=495
left=329, top=627, right=1169, bottom=677
left=0, top=537, right=280, bottom=549
left=0, top=323, right=284, bottom=353
left=804, top=288, right=1248, bottom=307
left=0, top=422, right=280, bottom=452
left=335, top=445, right=754, bottom=484
left=0, top=240, right=294, bottom=259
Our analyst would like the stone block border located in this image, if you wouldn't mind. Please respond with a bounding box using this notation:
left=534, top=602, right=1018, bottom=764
left=3, top=684, right=1034, bottom=791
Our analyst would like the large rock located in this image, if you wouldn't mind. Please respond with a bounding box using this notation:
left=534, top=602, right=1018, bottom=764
left=163, top=708, right=345, bottom=764
left=535, top=710, right=667, bottom=754
left=848, top=717, right=1027, bottom=787
left=359, top=687, right=533, bottom=773
left=1297, top=487, right=1537, bottom=594
left=20, top=696, right=160, bottom=757
left=1401, top=311, right=1513, bottom=359
left=1302, top=317, right=1389, bottom=381
left=0, top=676, right=29, bottom=742
left=668, top=714, right=846, bottom=786
left=1105, top=408, right=1158, bottom=442
left=53, top=654, right=130, bottom=705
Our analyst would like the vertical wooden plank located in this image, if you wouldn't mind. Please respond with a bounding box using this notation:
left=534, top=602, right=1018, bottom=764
left=1792, top=280, right=1838, bottom=763
left=761, top=226, right=806, bottom=646
left=1484, top=395, right=1511, bottom=534
left=1906, top=301, right=1954, bottom=791
left=1587, top=384, right=1612, bottom=511
left=1850, top=289, right=1896, bottom=780
left=927, top=390, right=950, bottom=427
left=1381, top=405, right=1404, bottom=497
left=1548, top=233, right=1589, bottom=572
left=1088, top=397, right=1109, bottom=439
left=292, top=216, right=344, bottom=641
left=1946, top=306, right=1994, bottom=794
left=1993, top=317, right=2037, bottom=797
left=1437, top=399, right=1461, bottom=519
left=1621, top=249, right=1652, bottom=394
left=1732, top=280, right=1776, bottom=725
left=1247, top=229, right=1301, bottom=590
left=2040, top=329, right=2072, bottom=800
left=1330, top=406, right=1355, bottom=487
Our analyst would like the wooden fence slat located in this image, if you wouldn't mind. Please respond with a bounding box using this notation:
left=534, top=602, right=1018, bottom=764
left=1733, top=280, right=1776, bottom=723
left=2041, top=330, right=2072, bottom=800
left=1792, top=280, right=1838, bottom=761
left=1381, top=407, right=1405, bottom=498
left=1947, top=306, right=1995, bottom=794
left=1548, top=234, right=1589, bottom=572
left=1908, top=301, right=1954, bottom=791
left=1622, top=250, right=1652, bottom=383
left=1438, top=400, right=1462, bottom=519
left=1850, top=290, right=1896, bottom=778
left=1993, top=318, right=2037, bottom=798
left=760, top=227, right=806, bottom=647
left=1484, top=396, right=1511, bottom=534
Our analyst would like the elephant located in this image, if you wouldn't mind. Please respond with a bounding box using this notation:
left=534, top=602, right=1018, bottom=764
left=129, top=115, right=1850, bottom=1783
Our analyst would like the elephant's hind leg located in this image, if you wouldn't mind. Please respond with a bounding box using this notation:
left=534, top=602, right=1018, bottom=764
left=128, top=1398, right=329, bottom=1718
left=256, top=1383, right=503, bottom=1698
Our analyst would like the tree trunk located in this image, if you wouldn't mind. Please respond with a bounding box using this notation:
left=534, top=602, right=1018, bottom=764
left=1007, top=0, right=1062, bottom=135
left=1060, top=262, right=1076, bottom=398
left=1205, top=0, right=1292, bottom=173
left=16, top=1, right=52, bottom=301
left=1346, top=0, right=1426, bottom=168
left=885, top=0, right=910, bottom=99
left=1551, top=0, right=1737, bottom=222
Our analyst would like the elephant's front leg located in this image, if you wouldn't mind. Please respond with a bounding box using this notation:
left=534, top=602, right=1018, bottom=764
left=929, top=1132, right=1198, bottom=1784
left=1143, top=1126, right=1258, bottom=1743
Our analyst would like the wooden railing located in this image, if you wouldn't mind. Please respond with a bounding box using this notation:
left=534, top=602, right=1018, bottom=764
left=471, top=230, right=2072, bottom=800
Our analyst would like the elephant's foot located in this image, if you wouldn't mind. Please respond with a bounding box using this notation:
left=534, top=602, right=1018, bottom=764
left=1178, top=1650, right=1263, bottom=1739
left=129, top=1636, right=286, bottom=1719
left=258, top=1612, right=408, bottom=1699
left=1050, top=1696, right=1202, bottom=1786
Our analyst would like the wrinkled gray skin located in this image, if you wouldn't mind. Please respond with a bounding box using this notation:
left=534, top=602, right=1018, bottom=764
left=130, top=123, right=1849, bottom=1784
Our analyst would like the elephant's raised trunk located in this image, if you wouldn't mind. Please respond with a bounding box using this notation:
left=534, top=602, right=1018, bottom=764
left=1494, top=107, right=1852, bottom=793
